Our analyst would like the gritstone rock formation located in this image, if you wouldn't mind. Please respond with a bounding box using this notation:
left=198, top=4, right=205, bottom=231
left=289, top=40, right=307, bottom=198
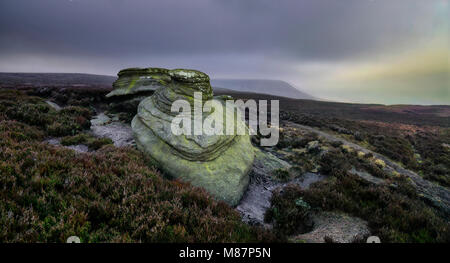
left=106, top=67, right=170, bottom=98
left=106, top=68, right=171, bottom=120
left=131, top=69, right=255, bottom=206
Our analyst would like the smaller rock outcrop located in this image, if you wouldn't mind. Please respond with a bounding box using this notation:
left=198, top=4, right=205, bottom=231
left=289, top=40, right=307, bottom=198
left=106, top=67, right=170, bottom=98
left=292, top=212, right=370, bottom=243
left=106, top=68, right=171, bottom=120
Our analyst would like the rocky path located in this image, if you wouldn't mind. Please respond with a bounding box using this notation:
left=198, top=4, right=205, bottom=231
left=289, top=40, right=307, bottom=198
left=285, top=121, right=450, bottom=216
left=44, top=111, right=135, bottom=152
left=44, top=138, right=89, bottom=153
left=236, top=148, right=370, bottom=242
left=236, top=149, right=327, bottom=225
left=90, top=113, right=135, bottom=147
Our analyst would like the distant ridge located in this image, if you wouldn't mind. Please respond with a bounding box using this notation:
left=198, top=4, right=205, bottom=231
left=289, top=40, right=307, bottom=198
left=0, top=72, right=116, bottom=86
left=211, top=79, right=316, bottom=100
left=0, top=73, right=316, bottom=101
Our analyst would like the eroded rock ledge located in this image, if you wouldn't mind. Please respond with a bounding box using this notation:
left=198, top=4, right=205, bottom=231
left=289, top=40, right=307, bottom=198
left=106, top=67, right=170, bottom=98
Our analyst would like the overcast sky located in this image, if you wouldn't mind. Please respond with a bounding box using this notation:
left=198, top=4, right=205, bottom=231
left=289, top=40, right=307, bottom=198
left=0, top=0, right=448, bottom=104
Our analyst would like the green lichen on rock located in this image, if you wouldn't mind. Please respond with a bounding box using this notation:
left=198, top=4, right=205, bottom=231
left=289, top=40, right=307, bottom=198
left=106, top=67, right=171, bottom=98
left=131, top=69, right=255, bottom=206
left=106, top=67, right=173, bottom=121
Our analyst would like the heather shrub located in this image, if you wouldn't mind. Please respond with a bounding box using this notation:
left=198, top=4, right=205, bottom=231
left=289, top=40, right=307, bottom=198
left=318, top=150, right=351, bottom=177
left=298, top=173, right=449, bottom=243
left=0, top=120, right=278, bottom=243
left=289, top=154, right=315, bottom=174
left=411, top=131, right=450, bottom=187
left=291, top=133, right=319, bottom=148
left=61, top=133, right=113, bottom=150
left=273, top=168, right=290, bottom=182
left=1, top=90, right=92, bottom=137
left=264, top=185, right=312, bottom=235
left=368, top=135, right=416, bottom=167
left=0, top=120, right=44, bottom=142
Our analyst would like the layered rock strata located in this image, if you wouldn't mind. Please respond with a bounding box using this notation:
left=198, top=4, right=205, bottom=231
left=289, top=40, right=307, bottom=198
left=131, top=69, right=255, bottom=206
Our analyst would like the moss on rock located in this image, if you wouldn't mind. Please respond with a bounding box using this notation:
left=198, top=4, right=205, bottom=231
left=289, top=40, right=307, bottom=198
left=131, top=69, right=255, bottom=206
left=106, top=67, right=171, bottom=98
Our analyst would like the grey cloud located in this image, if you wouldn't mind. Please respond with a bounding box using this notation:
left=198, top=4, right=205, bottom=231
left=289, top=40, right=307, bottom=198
left=0, top=0, right=439, bottom=60
left=0, top=0, right=447, bottom=105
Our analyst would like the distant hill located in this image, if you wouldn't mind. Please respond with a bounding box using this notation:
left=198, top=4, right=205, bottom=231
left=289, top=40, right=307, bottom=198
left=211, top=79, right=316, bottom=100
left=0, top=74, right=316, bottom=101
left=0, top=73, right=116, bottom=86
left=214, top=91, right=450, bottom=127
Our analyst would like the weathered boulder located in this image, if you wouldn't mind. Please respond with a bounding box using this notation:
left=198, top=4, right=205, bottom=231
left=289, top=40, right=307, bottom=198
left=132, top=69, right=255, bottom=206
left=292, top=212, right=370, bottom=243
left=106, top=68, right=171, bottom=121
left=106, top=67, right=170, bottom=98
